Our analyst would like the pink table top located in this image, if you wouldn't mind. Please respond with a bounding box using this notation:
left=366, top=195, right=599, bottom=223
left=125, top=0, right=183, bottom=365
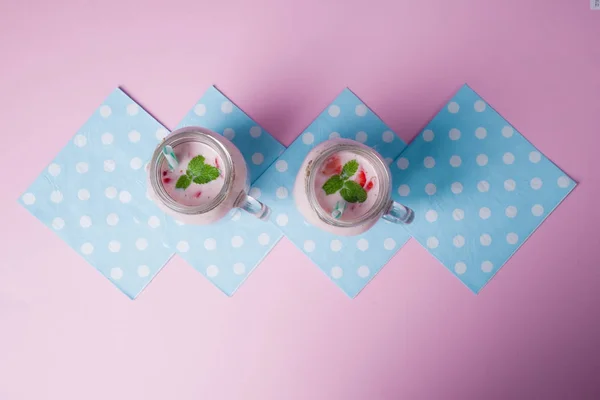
left=1, top=0, right=599, bottom=399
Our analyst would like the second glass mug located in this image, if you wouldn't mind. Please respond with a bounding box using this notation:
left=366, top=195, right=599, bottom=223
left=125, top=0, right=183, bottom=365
left=147, top=126, right=270, bottom=225
left=293, top=138, right=414, bottom=236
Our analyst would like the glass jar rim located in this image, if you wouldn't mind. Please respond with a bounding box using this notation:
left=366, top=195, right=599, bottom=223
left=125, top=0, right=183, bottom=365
left=305, top=141, right=392, bottom=228
left=149, top=127, right=234, bottom=215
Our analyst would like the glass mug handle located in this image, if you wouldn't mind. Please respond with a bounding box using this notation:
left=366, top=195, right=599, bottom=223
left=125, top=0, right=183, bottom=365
left=236, top=192, right=271, bottom=221
left=382, top=200, right=415, bottom=224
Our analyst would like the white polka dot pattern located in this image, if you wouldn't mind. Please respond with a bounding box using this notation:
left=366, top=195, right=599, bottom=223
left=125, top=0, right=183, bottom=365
left=18, top=88, right=175, bottom=299
left=389, top=85, right=576, bottom=293
left=18, top=85, right=576, bottom=298
left=19, top=86, right=285, bottom=298
left=253, top=88, right=411, bottom=298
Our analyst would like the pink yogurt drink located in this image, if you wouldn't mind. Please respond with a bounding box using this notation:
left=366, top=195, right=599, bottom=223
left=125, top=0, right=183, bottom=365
left=160, top=141, right=225, bottom=207
left=294, top=138, right=413, bottom=236
left=312, top=150, right=380, bottom=221
left=148, top=127, right=270, bottom=225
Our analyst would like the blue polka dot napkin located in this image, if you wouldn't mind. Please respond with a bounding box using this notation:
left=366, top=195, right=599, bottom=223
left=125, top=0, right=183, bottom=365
left=160, top=86, right=285, bottom=296
left=19, top=86, right=285, bottom=298
left=390, top=84, right=576, bottom=293
left=254, top=89, right=412, bottom=297
left=19, top=89, right=174, bottom=299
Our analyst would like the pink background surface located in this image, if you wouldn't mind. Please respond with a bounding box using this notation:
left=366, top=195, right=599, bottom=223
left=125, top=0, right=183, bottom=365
left=1, top=0, right=599, bottom=399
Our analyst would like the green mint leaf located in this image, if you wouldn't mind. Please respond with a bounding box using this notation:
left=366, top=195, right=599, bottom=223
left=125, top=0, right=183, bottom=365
left=340, top=160, right=359, bottom=180
left=187, top=155, right=206, bottom=176
left=175, top=174, right=192, bottom=189
left=339, top=187, right=353, bottom=202
left=340, top=180, right=368, bottom=203
left=192, top=164, right=220, bottom=184
left=322, top=175, right=344, bottom=195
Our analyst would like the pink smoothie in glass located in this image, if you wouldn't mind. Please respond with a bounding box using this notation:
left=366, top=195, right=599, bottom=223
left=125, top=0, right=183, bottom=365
left=294, top=138, right=412, bottom=235
left=160, top=141, right=225, bottom=207
left=313, top=150, right=379, bottom=221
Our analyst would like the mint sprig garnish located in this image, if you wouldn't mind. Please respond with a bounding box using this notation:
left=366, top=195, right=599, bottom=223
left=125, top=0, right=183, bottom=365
left=340, top=180, right=367, bottom=203
left=187, top=155, right=206, bottom=175
left=175, top=155, right=220, bottom=190
left=321, top=159, right=367, bottom=203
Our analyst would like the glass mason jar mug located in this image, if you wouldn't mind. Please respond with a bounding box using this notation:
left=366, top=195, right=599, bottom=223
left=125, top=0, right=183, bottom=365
left=147, top=126, right=270, bottom=225
left=293, top=138, right=414, bottom=236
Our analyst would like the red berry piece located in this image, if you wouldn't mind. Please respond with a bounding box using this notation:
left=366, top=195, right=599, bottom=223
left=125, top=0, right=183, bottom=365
left=356, top=168, right=367, bottom=187
left=321, top=155, right=342, bottom=175
left=195, top=191, right=202, bottom=198
left=163, top=177, right=172, bottom=184
left=215, top=158, right=222, bottom=176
